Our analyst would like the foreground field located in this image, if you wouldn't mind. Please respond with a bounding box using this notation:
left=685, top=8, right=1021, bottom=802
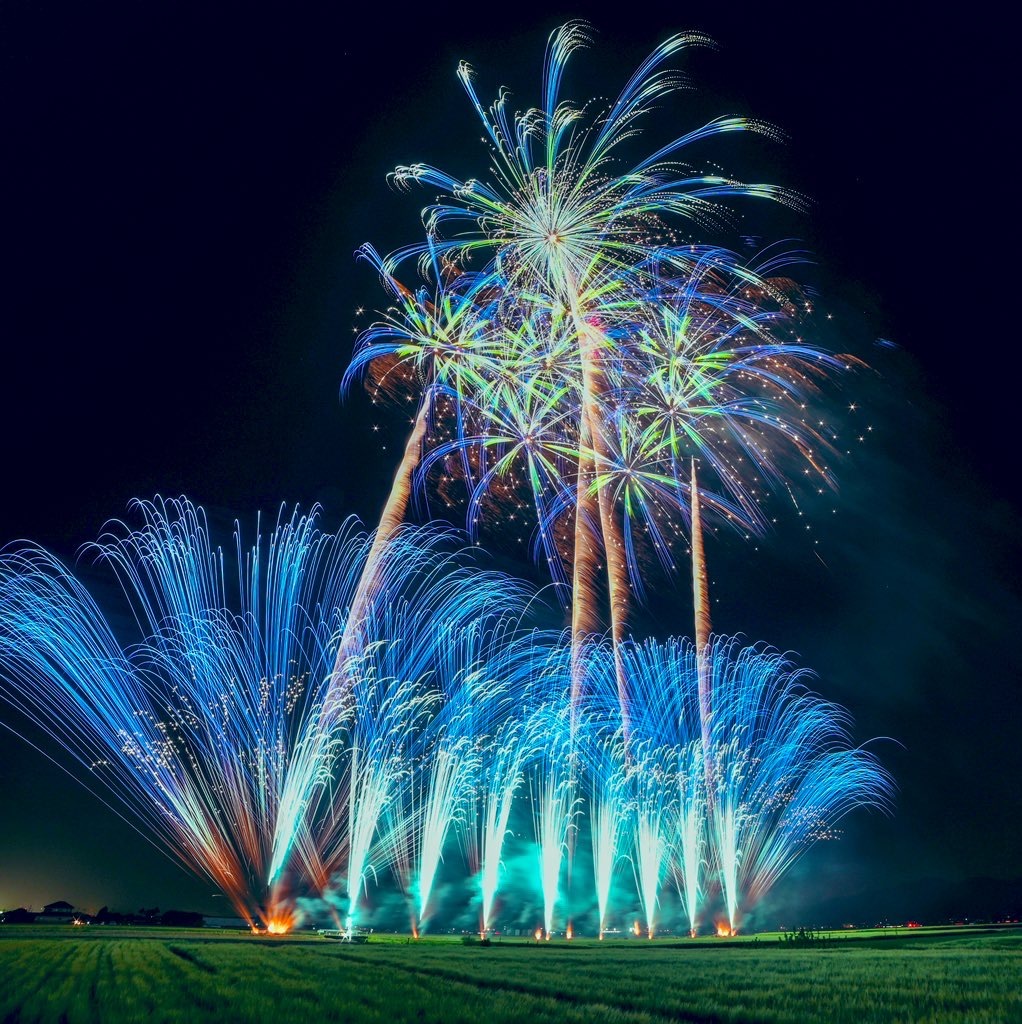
left=1, top=925, right=1019, bottom=1023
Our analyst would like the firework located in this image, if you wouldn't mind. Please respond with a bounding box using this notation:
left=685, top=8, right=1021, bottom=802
left=704, top=638, right=892, bottom=932
left=529, top=722, right=576, bottom=940
left=0, top=25, right=895, bottom=946
left=584, top=726, right=628, bottom=940
left=0, top=499, right=532, bottom=930
left=0, top=502, right=891, bottom=935
left=615, top=637, right=705, bottom=937
left=0, top=498, right=360, bottom=928
left=462, top=631, right=565, bottom=936
left=590, top=635, right=893, bottom=934
left=355, top=24, right=854, bottom=726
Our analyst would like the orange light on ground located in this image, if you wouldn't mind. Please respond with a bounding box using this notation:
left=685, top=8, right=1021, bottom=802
left=262, top=889, right=296, bottom=935
left=716, top=922, right=733, bottom=938
left=566, top=924, right=573, bottom=941
left=265, top=910, right=295, bottom=935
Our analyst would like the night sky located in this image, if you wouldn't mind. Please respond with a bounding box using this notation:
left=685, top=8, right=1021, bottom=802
left=1, top=4, right=1017, bottom=923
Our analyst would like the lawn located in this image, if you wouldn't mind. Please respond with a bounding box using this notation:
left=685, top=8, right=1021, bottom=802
left=1, top=925, right=1019, bottom=1023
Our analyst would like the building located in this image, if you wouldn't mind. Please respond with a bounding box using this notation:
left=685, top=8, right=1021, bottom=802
left=39, top=901, right=76, bottom=923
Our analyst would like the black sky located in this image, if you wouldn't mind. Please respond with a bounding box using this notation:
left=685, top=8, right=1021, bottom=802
left=1, top=3, right=1017, bottom=920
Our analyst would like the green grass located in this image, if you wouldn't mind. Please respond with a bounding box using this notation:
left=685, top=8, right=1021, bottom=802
left=1, top=925, right=1019, bottom=1023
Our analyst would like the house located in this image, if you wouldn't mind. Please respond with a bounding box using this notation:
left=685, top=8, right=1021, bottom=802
left=39, top=900, right=76, bottom=923
left=42, top=901, right=74, bottom=914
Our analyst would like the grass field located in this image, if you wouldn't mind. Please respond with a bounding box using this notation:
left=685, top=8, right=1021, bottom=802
left=1, top=924, right=1019, bottom=1023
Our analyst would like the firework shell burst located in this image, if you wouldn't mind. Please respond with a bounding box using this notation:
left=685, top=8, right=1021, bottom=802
left=351, top=21, right=860, bottom=650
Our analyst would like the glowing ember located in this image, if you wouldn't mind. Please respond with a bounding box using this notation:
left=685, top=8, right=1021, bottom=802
left=716, top=922, right=733, bottom=938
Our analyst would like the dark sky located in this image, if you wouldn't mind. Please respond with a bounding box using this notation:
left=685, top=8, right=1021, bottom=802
left=1, top=3, right=1017, bottom=922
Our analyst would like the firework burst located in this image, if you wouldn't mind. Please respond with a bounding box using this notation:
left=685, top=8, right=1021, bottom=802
left=354, top=23, right=857, bottom=726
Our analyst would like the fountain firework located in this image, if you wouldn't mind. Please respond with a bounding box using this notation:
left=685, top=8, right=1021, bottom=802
left=0, top=503, right=890, bottom=933
left=528, top=698, right=578, bottom=939
left=0, top=499, right=533, bottom=930
left=584, top=726, right=628, bottom=940
left=583, top=636, right=893, bottom=934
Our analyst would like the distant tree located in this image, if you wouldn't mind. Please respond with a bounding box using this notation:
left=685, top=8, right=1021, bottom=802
left=0, top=908, right=36, bottom=924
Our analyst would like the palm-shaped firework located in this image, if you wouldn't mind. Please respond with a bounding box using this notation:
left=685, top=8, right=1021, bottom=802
left=351, top=21, right=852, bottom=726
